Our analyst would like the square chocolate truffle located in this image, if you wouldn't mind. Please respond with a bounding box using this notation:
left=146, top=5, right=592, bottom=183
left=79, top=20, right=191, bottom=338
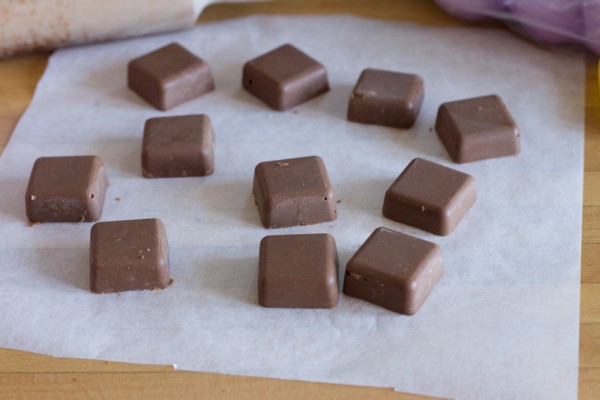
left=259, top=233, right=339, bottom=308
left=25, top=156, right=108, bottom=223
left=435, top=94, right=520, bottom=163
left=128, top=42, right=215, bottom=111
left=242, top=44, right=330, bottom=111
left=90, top=218, right=170, bottom=294
left=142, top=114, right=215, bottom=178
left=253, top=156, right=336, bottom=228
left=382, top=158, right=476, bottom=236
left=343, top=227, right=443, bottom=315
left=347, top=68, right=424, bottom=129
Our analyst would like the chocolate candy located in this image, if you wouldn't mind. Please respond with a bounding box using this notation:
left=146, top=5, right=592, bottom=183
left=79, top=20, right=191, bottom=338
left=435, top=94, right=520, bottom=163
left=142, top=114, right=215, bottom=178
left=383, top=158, right=476, bottom=236
left=343, top=227, right=443, bottom=315
left=347, top=68, right=424, bottom=129
left=259, top=233, right=339, bottom=308
left=242, top=44, right=330, bottom=111
left=253, top=156, right=336, bottom=228
left=90, top=218, right=170, bottom=294
left=25, top=156, right=108, bottom=223
left=128, top=43, right=215, bottom=111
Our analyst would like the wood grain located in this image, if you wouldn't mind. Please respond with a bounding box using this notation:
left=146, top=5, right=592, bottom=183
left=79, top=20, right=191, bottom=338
left=0, top=0, right=597, bottom=398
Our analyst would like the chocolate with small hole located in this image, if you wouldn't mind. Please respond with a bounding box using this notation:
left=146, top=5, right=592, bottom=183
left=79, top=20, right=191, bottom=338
left=253, top=156, right=337, bottom=228
left=242, top=44, right=329, bottom=111
left=25, top=156, right=108, bottom=223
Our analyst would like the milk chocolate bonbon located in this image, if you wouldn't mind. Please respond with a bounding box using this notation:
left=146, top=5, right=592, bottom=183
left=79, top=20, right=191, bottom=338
left=259, top=233, right=339, bottom=308
left=128, top=43, right=214, bottom=111
left=90, top=218, right=170, bottom=294
left=435, top=94, right=520, bottom=163
left=142, top=114, right=215, bottom=178
left=253, top=156, right=336, bottom=228
left=348, top=68, right=424, bottom=129
left=383, top=158, right=476, bottom=236
left=343, top=227, right=443, bottom=315
left=242, top=44, right=329, bottom=111
left=26, top=155, right=108, bottom=223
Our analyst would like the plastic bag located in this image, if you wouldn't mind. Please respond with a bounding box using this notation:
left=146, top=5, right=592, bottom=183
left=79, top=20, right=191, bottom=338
left=435, top=0, right=600, bottom=55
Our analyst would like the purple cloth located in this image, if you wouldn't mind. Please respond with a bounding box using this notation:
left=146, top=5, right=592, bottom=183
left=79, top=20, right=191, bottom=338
left=436, top=0, right=598, bottom=54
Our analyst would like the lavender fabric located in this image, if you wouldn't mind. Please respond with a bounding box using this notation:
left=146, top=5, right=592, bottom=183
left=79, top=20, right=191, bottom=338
left=436, top=0, right=598, bottom=54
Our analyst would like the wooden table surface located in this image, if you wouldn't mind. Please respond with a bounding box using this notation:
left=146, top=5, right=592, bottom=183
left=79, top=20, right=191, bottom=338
left=0, top=1, right=598, bottom=398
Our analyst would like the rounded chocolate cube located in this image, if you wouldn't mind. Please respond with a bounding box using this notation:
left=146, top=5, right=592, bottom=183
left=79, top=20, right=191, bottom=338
left=128, top=43, right=215, bottom=111
left=435, top=94, right=520, bottom=163
left=90, top=218, right=170, bottom=294
left=258, top=233, right=339, bottom=308
left=253, top=156, right=337, bottom=228
left=25, top=155, right=109, bottom=223
left=142, top=114, right=215, bottom=178
left=348, top=68, right=424, bottom=129
left=242, top=44, right=330, bottom=111
left=382, top=158, right=476, bottom=236
left=343, top=227, right=444, bottom=315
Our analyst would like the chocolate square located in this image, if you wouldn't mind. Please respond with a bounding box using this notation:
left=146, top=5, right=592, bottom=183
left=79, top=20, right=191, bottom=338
left=382, top=158, right=476, bottom=236
left=128, top=43, right=215, bottom=111
left=25, top=156, right=108, bottom=223
left=259, top=233, right=339, bottom=308
left=90, top=218, right=170, bottom=294
left=242, top=44, right=330, bottom=111
left=347, top=68, right=424, bottom=129
left=435, top=94, right=520, bottom=163
left=142, top=114, right=215, bottom=178
left=253, top=156, right=337, bottom=228
left=343, top=227, right=443, bottom=315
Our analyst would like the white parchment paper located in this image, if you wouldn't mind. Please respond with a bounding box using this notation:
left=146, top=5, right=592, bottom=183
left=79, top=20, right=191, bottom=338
left=0, top=16, right=584, bottom=400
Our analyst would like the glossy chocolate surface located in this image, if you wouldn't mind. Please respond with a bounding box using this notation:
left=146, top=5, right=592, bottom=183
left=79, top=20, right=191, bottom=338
left=242, top=44, right=329, bottom=111
left=253, top=156, right=336, bottom=228
left=142, top=114, right=215, bottom=178
left=343, top=227, right=443, bottom=315
left=382, top=158, right=476, bottom=236
left=259, top=233, right=339, bottom=308
left=25, top=155, right=108, bottom=223
left=348, top=68, right=424, bottom=129
left=128, top=43, right=214, bottom=111
left=435, top=94, right=520, bottom=163
left=90, top=218, right=170, bottom=294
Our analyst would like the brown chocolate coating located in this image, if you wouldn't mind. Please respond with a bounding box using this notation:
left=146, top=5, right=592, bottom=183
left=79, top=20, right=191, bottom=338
left=142, top=114, right=215, bottom=178
left=348, top=68, right=424, bottom=129
left=258, top=233, right=339, bottom=308
left=382, top=158, right=476, bottom=236
left=242, top=44, right=330, bottom=111
left=90, top=218, right=170, bottom=294
left=253, top=156, right=337, bottom=228
left=25, top=156, right=108, bottom=223
left=343, top=227, right=443, bottom=315
left=128, top=43, right=215, bottom=111
left=435, top=94, right=520, bottom=163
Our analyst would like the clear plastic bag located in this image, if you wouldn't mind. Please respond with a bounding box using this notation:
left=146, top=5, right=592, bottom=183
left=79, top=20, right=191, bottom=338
left=435, top=0, right=599, bottom=55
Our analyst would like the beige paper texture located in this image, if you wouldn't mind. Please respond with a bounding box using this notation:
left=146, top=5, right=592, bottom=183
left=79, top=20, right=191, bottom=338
left=0, top=16, right=584, bottom=400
